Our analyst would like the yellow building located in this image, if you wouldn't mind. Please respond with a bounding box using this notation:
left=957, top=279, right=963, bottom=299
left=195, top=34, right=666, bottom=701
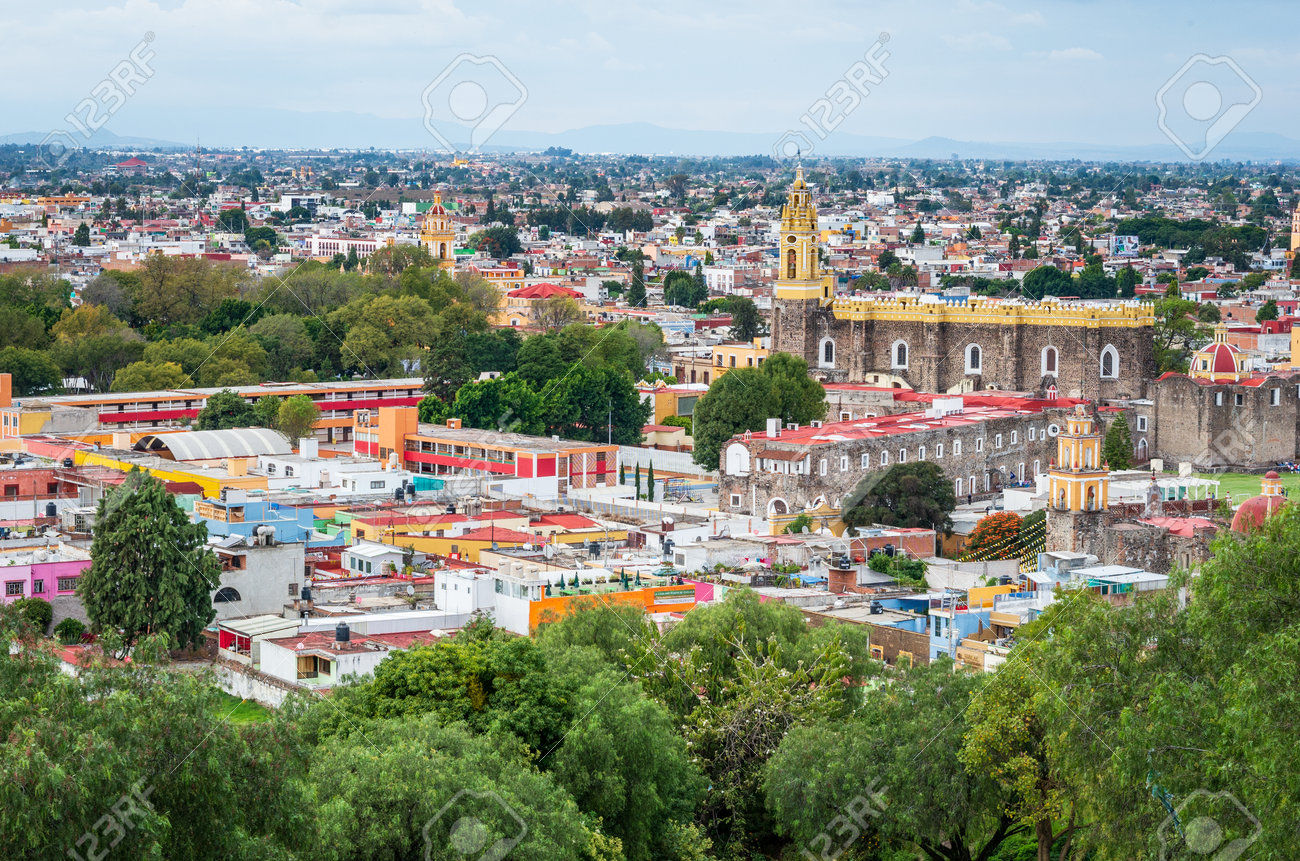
left=1048, top=405, right=1109, bottom=512
left=712, top=338, right=770, bottom=375
left=774, top=166, right=835, bottom=302
left=418, top=194, right=456, bottom=269
left=1291, top=200, right=1300, bottom=253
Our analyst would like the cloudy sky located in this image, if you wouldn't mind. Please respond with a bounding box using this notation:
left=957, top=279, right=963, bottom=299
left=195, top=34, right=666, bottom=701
left=4, top=0, right=1298, bottom=151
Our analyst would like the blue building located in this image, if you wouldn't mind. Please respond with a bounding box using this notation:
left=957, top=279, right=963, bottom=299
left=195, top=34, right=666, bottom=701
left=194, top=489, right=344, bottom=550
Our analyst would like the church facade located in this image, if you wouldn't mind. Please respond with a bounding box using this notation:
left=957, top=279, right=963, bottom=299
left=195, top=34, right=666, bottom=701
left=770, top=169, right=1157, bottom=400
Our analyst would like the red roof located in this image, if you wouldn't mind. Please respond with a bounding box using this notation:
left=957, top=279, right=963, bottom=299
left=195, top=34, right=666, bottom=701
left=456, top=527, right=536, bottom=543
left=508, top=283, right=581, bottom=300
left=532, top=513, right=600, bottom=530
left=1202, top=341, right=1241, bottom=374
left=114, top=157, right=148, bottom=167
left=1138, top=516, right=1217, bottom=537
left=1231, top=495, right=1286, bottom=532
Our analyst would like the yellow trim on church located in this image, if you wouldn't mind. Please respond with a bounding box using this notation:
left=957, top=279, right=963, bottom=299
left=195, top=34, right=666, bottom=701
left=830, top=295, right=1154, bottom=328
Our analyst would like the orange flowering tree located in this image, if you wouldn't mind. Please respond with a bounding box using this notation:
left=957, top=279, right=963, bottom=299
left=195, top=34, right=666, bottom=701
left=963, top=511, right=1023, bottom=561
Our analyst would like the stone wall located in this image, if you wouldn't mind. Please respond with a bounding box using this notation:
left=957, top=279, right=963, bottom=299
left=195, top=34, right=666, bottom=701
left=1046, top=506, right=1220, bottom=575
left=721, top=409, right=1069, bottom=517
left=775, top=304, right=1154, bottom=399
left=1151, top=372, right=1300, bottom=469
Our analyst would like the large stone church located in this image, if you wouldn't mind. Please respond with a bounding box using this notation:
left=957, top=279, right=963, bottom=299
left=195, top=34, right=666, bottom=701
left=769, top=168, right=1156, bottom=400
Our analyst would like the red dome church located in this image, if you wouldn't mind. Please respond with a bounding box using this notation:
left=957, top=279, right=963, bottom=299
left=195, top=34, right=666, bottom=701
left=1230, top=471, right=1287, bottom=532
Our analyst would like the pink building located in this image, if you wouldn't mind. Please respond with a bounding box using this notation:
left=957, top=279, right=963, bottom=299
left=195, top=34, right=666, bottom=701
left=0, top=546, right=92, bottom=608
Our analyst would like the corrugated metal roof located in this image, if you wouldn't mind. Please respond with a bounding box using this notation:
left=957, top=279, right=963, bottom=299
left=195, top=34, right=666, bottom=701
left=134, top=428, right=292, bottom=461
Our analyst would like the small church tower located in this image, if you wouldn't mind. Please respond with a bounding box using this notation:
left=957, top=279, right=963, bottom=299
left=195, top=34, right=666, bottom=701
left=419, top=193, right=456, bottom=269
left=1048, top=404, right=1110, bottom=512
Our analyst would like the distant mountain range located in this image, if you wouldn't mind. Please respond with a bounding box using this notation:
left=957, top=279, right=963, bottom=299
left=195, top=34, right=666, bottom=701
left=5, top=110, right=1298, bottom=162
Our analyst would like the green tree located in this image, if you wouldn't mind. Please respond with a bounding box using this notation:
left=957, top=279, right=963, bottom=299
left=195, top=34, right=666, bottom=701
left=72, top=223, right=91, bottom=246
left=76, top=468, right=221, bottom=655
left=515, top=336, right=568, bottom=388
left=691, top=353, right=826, bottom=469
left=1153, top=295, right=1209, bottom=373
left=1256, top=299, right=1279, bottom=323
left=646, top=462, right=655, bottom=501
left=841, top=461, right=956, bottom=534
left=783, top=513, right=814, bottom=534
left=252, top=394, right=281, bottom=429
left=111, top=360, right=188, bottom=392
left=768, top=659, right=1023, bottom=861
left=0, top=346, right=62, bottom=395
left=1020, top=265, right=1071, bottom=301
left=626, top=255, right=646, bottom=308
left=1103, top=412, right=1133, bottom=469
left=911, top=223, right=926, bottom=243
left=277, top=394, right=320, bottom=443
left=196, top=389, right=256, bottom=429
left=1115, top=264, right=1139, bottom=298
left=468, top=225, right=522, bottom=258
left=727, top=297, right=765, bottom=341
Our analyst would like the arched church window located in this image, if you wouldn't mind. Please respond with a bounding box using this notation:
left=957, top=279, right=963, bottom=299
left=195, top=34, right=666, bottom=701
left=786, top=249, right=796, bottom=279
left=1042, top=346, right=1057, bottom=375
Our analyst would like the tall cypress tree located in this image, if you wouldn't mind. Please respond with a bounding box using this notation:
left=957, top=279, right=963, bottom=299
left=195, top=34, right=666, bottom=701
left=77, top=468, right=221, bottom=657
left=646, top=462, right=656, bottom=502
left=1102, top=413, right=1134, bottom=470
left=634, top=463, right=641, bottom=499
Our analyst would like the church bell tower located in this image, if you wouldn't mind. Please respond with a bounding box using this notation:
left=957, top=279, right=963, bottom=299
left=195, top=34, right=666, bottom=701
left=772, top=166, right=834, bottom=365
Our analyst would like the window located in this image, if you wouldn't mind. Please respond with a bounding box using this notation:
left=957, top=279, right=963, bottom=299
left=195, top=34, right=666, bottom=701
left=880, top=451, right=889, bottom=466
left=57, top=577, right=77, bottom=592
left=816, top=458, right=826, bottom=476
left=729, top=355, right=736, bottom=368
left=861, top=453, right=870, bottom=469
left=955, top=478, right=963, bottom=496
left=995, top=434, right=1003, bottom=448
left=31, top=580, right=44, bottom=594
left=213, top=587, right=241, bottom=603
left=1215, top=392, right=1224, bottom=406
left=1099, top=345, right=1119, bottom=379
left=839, top=455, right=848, bottom=471
left=1042, top=346, right=1058, bottom=376
left=975, top=437, right=984, bottom=453
left=288, top=582, right=298, bottom=596
left=716, top=354, right=724, bottom=367
left=840, top=411, right=852, bottom=422
left=1137, top=415, right=1148, bottom=431
left=966, top=344, right=982, bottom=373
left=870, top=646, right=885, bottom=660
left=370, top=480, right=385, bottom=489
left=918, top=445, right=926, bottom=461
left=892, top=340, right=909, bottom=369
left=1235, top=393, right=1245, bottom=407
left=935, top=443, right=944, bottom=458
left=1029, top=426, right=1037, bottom=441
left=1271, top=388, right=1281, bottom=406
left=730, top=494, right=741, bottom=507
left=266, top=463, right=276, bottom=475
left=898, top=448, right=907, bottom=463
left=953, top=440, right=962, bottom=456
left=5, top=581, right=22, bottom=597
left=285, top=466, right=294, bottom=477
left=819, top=337, right=835, bottom=369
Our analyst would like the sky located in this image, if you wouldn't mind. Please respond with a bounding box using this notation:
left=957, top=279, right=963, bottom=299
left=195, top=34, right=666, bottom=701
left=4, top=0, right=1299, bottom=151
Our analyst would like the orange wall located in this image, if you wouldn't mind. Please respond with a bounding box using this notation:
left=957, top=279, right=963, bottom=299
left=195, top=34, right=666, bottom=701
left=528, top=586, right=695, bottom=630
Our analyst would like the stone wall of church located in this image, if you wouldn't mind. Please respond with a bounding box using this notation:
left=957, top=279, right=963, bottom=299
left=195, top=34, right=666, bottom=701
left=1046, top=507, right=1217, bottom=574
left=1151, top=373, right=1300, bottom=470
left=720, top=411, right=1064, bottom=518
left=776, top=305, right=1155, bottom=399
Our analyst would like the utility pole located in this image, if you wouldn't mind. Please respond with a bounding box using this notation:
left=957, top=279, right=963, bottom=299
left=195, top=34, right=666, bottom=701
left=607, top=397, right=612, bottom=445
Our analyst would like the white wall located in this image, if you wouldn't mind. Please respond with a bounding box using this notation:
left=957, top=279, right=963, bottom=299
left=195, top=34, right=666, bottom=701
left=212, top=542, right=306, bottom=621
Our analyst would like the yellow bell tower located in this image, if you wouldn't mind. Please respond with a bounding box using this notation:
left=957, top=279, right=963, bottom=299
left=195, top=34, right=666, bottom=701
left=1291, top=199, right=1300, bottom=253
left=419, top=194, right=456, bottom=269
left=775, top=166, right=833, bottom=301
left=1048, top=405, right=1109, bottom=512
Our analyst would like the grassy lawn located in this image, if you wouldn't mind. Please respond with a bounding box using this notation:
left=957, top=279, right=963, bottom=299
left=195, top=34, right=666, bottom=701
left=1185, top=471, right=1300, bottom=501
left=212, top=690, right=272, bottom=724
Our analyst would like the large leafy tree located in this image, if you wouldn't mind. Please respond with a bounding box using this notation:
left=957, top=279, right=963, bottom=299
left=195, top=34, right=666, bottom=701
left=196, top=388, right=257, bottom=429
left=0, top=346, right=63, bottom=394
left=76, top=468, right=221, bottom=655
left=1020, top=264, right=1071, bottom=301
left=691, top=352, right=826, bottom=469
left=0, top=610, right=307, bottom=861
left=841, top=461, right=956, bottom=534
left=768, top=659, right=1024, bottom=861
left=277, top=393, right=320, bottom=442
left=727, top=297, right=765, bottom=341
left=963, top=511, right=1023, bottom=561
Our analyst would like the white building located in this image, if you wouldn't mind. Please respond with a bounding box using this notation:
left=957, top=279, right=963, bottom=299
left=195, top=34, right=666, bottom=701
left=210, top=534, right=306, bottom=621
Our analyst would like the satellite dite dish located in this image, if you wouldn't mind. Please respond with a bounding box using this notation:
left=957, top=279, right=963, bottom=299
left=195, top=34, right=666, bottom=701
left=543, top=544, right=556, bottom=559
left=406, top=585, right=415, bottom=596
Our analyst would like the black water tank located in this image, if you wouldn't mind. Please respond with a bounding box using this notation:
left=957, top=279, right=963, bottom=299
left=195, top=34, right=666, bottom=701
left=62, top=458, right=73, bottom=468
left=335, top=622, right=350, bottom=643
left=301, top=586, right=312, bottom=603
left=394, top=486, right=405, bottom=501
left=45, top=502, right=56, bottom=517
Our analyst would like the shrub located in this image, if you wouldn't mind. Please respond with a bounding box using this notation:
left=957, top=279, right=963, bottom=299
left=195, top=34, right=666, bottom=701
left=13, top=597, right=53, bottom=633
left=54, top=617, right=86, bottom=645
